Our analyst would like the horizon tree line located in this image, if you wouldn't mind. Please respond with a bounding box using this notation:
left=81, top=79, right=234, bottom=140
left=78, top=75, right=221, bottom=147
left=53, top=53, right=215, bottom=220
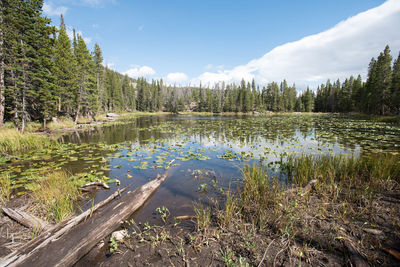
left=1, top=1, right=399, bottom=132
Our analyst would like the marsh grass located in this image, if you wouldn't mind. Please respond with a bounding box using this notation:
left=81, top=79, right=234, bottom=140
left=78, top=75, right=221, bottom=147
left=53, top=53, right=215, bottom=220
left=194, top=202, right=211, bottom=231
left=0, top=174, right=11, bottom=204
left=0, top=129, right=55, bottom=154
left=33, top=171, right=80, bottom=222
left=210, top=153, right=400, bottom=261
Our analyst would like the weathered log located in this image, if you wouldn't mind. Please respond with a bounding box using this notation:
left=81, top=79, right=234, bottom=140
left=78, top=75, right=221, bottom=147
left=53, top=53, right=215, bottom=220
left=2, top=173, right=169, bottom=267
left=81, top=181, right=110, bottom=189
left=2, top=208, right=50, bottom=231
left=0, top=186, right=128, bottom=267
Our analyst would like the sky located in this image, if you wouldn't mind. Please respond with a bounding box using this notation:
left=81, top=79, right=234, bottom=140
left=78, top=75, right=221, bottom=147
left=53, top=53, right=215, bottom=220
left=43, top=0, right=400, bottom=89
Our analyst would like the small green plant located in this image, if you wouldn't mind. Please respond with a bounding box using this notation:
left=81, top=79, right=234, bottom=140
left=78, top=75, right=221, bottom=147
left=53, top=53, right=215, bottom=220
left=198, top=183, right=208, bottom=193
left=156, top=206, right=170, bottom=224
left=194, top=202, right=211, bottom=231
left=220, top=247, right=235, bottom=267
left=109, top=236, right=119, bottom=253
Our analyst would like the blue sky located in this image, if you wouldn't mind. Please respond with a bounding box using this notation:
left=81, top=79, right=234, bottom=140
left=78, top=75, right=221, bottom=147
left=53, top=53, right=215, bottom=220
left=43, top=0, right=400, bottom=89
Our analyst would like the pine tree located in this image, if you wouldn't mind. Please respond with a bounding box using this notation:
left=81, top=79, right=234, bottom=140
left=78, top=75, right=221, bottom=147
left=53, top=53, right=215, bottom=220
left=93, top=43, right=103, bottom=112
left=391, top=52, right=400, bottom=114
left=54, top=15, right=77, bottom=115
left=375, top=45, right=392, bottom=115
left=74, top=35, right=96, bottom=122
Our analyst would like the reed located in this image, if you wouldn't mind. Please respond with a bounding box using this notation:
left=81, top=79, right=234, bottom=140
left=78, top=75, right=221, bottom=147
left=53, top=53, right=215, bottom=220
left=0, top=173, right=11, bottom=204
left=0, top=129, right=55, bottom=154
left=33, top=171, right=80, bottom=222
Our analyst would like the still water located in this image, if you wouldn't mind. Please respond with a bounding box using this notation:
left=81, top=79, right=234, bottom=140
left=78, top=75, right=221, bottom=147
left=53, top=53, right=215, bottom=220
left=4, top=114, right=400, bottom=224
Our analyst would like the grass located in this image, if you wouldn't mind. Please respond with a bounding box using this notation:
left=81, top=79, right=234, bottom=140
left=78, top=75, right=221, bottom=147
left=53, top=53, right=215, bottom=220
left=0, top=128, right=56, bottom=155
left=0, top=174, right=11, bottom=204
left=194, top=202, right=212, bottom=231
left=206, top=153, right=400, bottom=264
left=32, top=171, right=80, bottom=222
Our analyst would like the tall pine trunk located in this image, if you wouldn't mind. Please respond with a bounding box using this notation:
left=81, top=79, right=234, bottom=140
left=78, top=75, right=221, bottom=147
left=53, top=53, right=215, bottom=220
left=0, top=9, right=5, bottom=126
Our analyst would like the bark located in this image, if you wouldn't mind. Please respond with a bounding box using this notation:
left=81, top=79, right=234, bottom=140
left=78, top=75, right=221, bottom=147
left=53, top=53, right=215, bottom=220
left=2, top=208, right=50, bottom=232
left=0, top=7, right=4, bottom=126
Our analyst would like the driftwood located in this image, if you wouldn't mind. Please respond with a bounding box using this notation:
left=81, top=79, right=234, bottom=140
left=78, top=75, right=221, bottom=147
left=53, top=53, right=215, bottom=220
left=285, top=179, right=317, bottom=196
left=0, top=186, right=128, bottom=267
left=2, top=208, right=50, bottom=231
left=176, top=215, right=197, bottom=220
left=80, top=181, right=110, bottom=192
left=1, top=172, right=169, bottom=267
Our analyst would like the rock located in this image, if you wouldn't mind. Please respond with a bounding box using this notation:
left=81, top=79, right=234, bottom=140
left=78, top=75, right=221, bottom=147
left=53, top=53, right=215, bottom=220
left=111, top=229, right=128, bottom=242
left=106, top=113, right=120, bottom=118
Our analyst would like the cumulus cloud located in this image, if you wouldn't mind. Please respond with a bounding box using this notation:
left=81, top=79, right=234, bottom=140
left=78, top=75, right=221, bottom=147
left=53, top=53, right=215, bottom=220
left=43, top=2, right=68, bottom=16
left=165, top=72, right=188, bottom=84
left=123, top=66, right=156, bottom=78
left=192, top=0, right=400, bottom=88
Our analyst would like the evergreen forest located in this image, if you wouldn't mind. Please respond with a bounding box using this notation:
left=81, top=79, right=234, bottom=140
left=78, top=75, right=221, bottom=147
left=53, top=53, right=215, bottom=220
left=1, top=1, right=399, bottom=132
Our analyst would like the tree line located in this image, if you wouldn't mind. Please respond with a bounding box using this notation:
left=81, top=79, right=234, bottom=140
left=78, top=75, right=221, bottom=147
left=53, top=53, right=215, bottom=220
left=1, top=1, right=399, bottom=133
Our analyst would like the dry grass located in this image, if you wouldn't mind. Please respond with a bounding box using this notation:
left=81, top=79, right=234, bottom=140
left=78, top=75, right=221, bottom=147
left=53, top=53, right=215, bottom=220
left=32, top=171, right=80, bottom=222
left=0, top=174, right=11, bottom=205
left=0, top=129, right=55, bottom=154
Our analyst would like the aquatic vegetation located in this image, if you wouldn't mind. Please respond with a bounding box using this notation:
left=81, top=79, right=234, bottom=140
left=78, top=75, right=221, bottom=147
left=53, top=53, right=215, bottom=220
left=1, top=113, right=400, bottom=221
left=32, top=171, right=80, bottom=222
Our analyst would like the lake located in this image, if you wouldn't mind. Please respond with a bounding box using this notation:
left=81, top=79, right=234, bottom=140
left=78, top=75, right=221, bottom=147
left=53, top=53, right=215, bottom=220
left=3, top=114, right=400, bottom=224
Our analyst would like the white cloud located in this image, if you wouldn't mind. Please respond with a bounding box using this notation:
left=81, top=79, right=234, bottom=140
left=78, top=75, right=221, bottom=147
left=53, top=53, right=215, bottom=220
left=205, top=64, right=213, bottom=70
left=192, top=0, right=400, bottom=88
left=43, top=2, right=68, bottom=16
left=64, top=26, right=92, bottom=45
left=123, top=66, right=156, bottom=78
left=165, top=72, right=188, bottom=84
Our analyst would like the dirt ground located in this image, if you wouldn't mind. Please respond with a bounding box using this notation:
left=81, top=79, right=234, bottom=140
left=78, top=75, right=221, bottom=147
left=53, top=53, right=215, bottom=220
left=75, top=187, right=400, bottom=266
left=1, top=186, right=399, bottom=266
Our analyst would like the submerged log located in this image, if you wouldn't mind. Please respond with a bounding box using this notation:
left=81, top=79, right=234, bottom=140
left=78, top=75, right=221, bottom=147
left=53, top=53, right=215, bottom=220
left=1, top=173, right=169, bottom=267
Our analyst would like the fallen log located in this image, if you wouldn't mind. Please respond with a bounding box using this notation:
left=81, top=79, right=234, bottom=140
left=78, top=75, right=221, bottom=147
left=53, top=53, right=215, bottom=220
left=81, top=181, right=110, bottom=189
left=2, top=208, right=50, bottom=232
left=0, top=186, right=128, bottom=267
left=2, top=173, right=170, bottom=267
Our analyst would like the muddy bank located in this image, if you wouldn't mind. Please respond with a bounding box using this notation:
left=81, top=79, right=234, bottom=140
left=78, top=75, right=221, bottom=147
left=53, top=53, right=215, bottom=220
left=77, top=185, right=400, bottom=266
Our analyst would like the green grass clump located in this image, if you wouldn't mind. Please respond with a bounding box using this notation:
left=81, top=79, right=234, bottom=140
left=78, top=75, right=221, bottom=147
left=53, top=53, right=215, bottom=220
left=285, top=153, right=400, bottom=187
left=0, top=174, right=11, bottom=204
left=33, top=171, right=80, bottom=222
left=194, top=202, right=212, bottom=231
left=0, top=129, right=56, bottom=154
left=234, top=153, right=400, bottom=231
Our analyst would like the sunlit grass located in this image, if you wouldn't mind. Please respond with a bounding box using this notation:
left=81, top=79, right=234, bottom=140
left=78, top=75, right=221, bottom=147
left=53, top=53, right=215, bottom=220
left=0, top=174, right=11, bottom=204
left=0, top=128, right=55, bottom=154
left=32, top=171, right=80, bottom=222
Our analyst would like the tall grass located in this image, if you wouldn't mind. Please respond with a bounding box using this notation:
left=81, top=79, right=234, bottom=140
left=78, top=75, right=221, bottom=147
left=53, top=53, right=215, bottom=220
left=0, top=174, right=11, bottom=204
left=33, top=171, right=80, bottom=222
left=235, top=153, right=400, bottom=230
left=194, top=202, right=211, bottom=231
left=285, top=154, right=400, bottom=187
left=0, top=129, right=55, bottom=154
